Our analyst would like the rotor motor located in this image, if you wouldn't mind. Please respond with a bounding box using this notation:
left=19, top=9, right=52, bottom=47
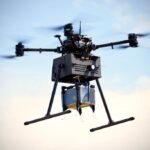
left=64, top=23, right=73, bottom=37
left=15, top=42, right=24, bottom=56
left=128, top=33, right=138, bottom=47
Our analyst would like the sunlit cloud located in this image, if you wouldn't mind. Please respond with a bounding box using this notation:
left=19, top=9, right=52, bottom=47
left=1, top=74, right=150, bottom=150
left=135, top=75, right=150, bottom=89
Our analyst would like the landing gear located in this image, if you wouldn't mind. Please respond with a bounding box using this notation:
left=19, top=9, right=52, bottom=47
left=24, top=64, right=71, bottom=125
left=90, top=79, right=134, bottom=132
left=24, top=54, right=134, bottom=132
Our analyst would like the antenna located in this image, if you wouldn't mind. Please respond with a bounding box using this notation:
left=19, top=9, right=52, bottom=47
left=79, top=21, right=81, bottom=35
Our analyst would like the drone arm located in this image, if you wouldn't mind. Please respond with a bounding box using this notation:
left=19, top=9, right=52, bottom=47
left=94, top=40, right=129, bottom=50
left=23, top=47, right=61, bottom=53
left=16, top=45, right=62, bottom=57
left=94, top=33, right=139, bottom=50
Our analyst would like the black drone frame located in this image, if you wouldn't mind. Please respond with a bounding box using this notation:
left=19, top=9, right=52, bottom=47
left=16, top=33, right=138, bottom=57
left=22, top=36, right=136, bottom=132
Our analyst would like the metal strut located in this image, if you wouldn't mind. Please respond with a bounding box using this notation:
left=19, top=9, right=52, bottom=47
left=24, top=64, right=71, bottom=125
left=46, top=64, right=62, bottom=116
left=90, top=79, right=134, bottom=132
left=75, top=77, right=82, bottom=115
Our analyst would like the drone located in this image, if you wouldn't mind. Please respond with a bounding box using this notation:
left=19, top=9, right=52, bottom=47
left=2, top=22, right=150, bottom=132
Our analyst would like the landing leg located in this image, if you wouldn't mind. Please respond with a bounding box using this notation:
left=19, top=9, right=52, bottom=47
left=95, top=79, right=113, bottom=123
left=24, top=64, right=71, bottom=125
left=90, top=79, right=134, bottom=132
left=45, top=65, right=61, bottom=116
left=75, top=81, right=82, bottom=115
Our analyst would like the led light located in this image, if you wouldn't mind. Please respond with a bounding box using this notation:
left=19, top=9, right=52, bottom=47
left=91, top=64, right=95, bottom=70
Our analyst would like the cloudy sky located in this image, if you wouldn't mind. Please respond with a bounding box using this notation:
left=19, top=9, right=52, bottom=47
left=0, top=0, right=150, bottom=150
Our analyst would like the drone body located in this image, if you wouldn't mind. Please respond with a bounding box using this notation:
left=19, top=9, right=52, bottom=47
left=9, top=22, right=142, bottom=132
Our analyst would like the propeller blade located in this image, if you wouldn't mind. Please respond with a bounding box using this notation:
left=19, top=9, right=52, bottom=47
left=51, top=23, right=72, bottom=31
left=136, top=32, right=150, bottom=38
left=116, top=45, right=130, bottom=49
left=50, top=26, right=64, bottom=31
left=37, top=16, right=80, bottom=33
left=0, top=55, right=16, bottom=59
left=14, top=35, right=32, bottom=44
left=17, top=40, right=28, bottom=44
left=41, top=23, right=72, bottom=32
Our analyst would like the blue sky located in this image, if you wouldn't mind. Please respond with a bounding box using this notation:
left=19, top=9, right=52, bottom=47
left=0, top=0, right=150, bottom=150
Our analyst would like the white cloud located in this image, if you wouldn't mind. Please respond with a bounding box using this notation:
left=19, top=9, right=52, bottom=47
left=103, top=1, right=150, bottom=33
left=1, top=76, right=150, bottom=150
left=135, top=75, right=150, bottom=89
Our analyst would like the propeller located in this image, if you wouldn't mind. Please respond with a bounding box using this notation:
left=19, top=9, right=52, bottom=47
left=0, top=37, right=29, bottom=60
left=135, top=32, right=150, bottom=38
left=116, top=45, right=130, bottom=49
left=15, top=36, right=31, bottom=44
left=36, top=16, right=81, bottom=33
left=116, top=32, right=150, bottom=49
left=0, top=55, right=16, bottom=59
left=50, top=23, right=73, bottom=31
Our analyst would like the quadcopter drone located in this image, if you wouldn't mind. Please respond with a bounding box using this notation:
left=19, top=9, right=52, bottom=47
left=2, top=22, right=150, bottom=132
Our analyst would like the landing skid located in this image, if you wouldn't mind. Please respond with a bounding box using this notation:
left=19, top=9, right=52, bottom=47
left=90, top=117, right=134, bottom=132
left=24, top=64, right=71, bottom=126
left=24, top=110, right=71, bottom=125
left=90, top=79, right=134, bottom=132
